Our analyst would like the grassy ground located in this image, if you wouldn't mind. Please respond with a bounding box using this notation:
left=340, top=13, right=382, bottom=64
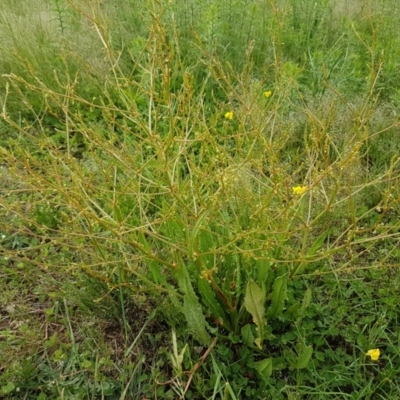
left=1, top=0, right=400, bottom=398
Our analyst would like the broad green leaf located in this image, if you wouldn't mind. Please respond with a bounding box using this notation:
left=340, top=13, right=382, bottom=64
left=244, top=281, right=266, bottom=349
left=241, top=324, right=255, bottom=348
left=0, top=382, right=15, bottom=395
left=81, top=359, right=92, bottom=369
left=296, top=343, right=313, bottom=369
left=175, top=259, right=211, bottom=345
left=255, top=358, right=273, bottom=379
left=266, top=274, right=288, bottom=319
left=182, top=293, right=211, bottom=345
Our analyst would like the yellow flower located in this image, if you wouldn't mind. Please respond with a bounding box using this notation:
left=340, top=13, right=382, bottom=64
left=224, top=111, right=234, bottom=120
left=292, top=186, right=307, bottom=195
left=263, top=90, right=272, bottom=98
left=366, top=349, right=380, bottom=361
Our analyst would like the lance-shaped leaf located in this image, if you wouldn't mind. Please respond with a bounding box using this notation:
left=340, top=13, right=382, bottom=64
left=176, top=259, right=211, bottom=345
left=244, top=281, right=266, bottom=349
left=295, top=343, right=313, bottom=369
left=266, top=274, right=288, bottom=319
left=182, top=292, right=211, bottom=345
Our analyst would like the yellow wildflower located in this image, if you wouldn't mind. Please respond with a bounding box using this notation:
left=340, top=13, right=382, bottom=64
left=366, top=349, right=380, bottom=361
left=292, top=186, right=307, bottom=195
left=224, top=111, right=234, bottom=120
left=263, top=90, right=272, bottom=98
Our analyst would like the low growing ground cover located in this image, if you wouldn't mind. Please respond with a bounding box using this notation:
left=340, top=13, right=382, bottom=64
left=1, top=0, right=400, bottom=398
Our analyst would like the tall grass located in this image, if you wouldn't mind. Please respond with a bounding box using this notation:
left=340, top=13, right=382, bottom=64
left=1, top=0, right=400, bottom=398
